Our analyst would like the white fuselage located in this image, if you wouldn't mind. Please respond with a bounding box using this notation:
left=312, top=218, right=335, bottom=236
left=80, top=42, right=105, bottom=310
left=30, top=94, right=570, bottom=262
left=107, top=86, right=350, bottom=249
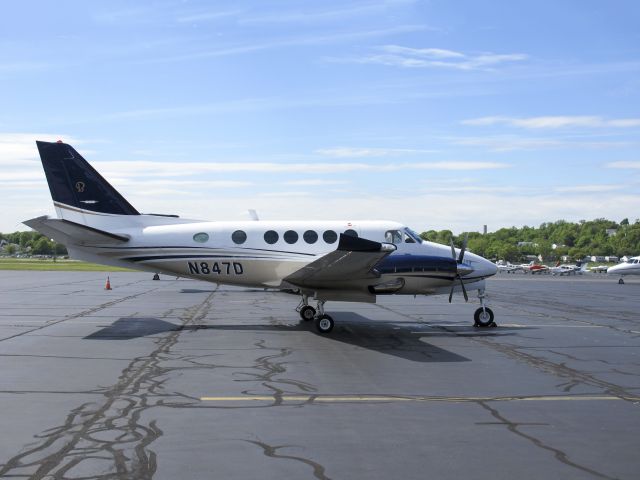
left=67, top=217, right=497, bottom=295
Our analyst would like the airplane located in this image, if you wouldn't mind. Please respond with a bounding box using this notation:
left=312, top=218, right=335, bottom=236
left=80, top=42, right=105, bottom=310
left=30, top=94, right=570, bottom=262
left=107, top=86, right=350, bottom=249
left=607, top=256, right=640, bottom=284
left=23, top=140, right=499, bottom=334
left=589, top=264, right=609, bottom=273
left=495, top=261, right=518, bottom=273
left=528, top=263, right=550, bottom=275
left=549, top=262, right=589, bottom=276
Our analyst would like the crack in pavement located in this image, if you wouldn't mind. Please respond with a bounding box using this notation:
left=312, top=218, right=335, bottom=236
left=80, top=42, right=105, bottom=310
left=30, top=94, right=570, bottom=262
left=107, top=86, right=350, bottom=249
left=244, top=439, right=332, bottom=480
left=0, top=289, right=216, bottom=479
left=477, top=401, right=618, bottom=480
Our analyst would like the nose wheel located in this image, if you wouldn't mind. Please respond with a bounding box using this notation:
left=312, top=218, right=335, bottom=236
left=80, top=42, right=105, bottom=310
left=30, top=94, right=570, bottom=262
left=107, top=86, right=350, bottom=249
left=474, top=289, right=497, bottom=328
left=474, top=307, right=495, bottom=327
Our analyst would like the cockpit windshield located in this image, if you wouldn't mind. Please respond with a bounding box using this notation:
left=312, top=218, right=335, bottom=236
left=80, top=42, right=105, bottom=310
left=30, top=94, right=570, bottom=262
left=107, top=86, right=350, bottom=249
left=404, top=228, right=423, bottom=244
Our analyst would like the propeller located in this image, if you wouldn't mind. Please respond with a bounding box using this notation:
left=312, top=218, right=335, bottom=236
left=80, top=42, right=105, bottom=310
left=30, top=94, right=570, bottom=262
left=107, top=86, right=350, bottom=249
left=448, top=234, right=469, bottom=303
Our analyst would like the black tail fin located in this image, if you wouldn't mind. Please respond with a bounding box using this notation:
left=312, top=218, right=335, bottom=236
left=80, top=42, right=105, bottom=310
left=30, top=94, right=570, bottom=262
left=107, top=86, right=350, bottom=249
left=36, top=140, right=139, bottom=215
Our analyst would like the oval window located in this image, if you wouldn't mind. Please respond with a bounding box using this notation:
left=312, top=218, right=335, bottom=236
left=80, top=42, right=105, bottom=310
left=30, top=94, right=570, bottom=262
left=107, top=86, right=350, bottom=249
left=264, top=230, right=279, bottom=244
left=323, top=230, right=338, bottom=244
left=344, top=229, right=358, bottom=238
left=303, top=230, right=318, bottom=244
left=193, top=232, right=209, bottom=243
left=232, top=230, right=247, bottom=244
left=284, top=230, right=299, bottom=244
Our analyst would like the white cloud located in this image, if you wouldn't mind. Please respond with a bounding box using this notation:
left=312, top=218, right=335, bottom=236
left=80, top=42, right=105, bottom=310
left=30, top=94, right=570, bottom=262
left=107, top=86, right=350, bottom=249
left=240, top=2, right=414, bottom=25
left=315, top=147, right=437, bottom=157
left=283, top=179, right=350, bottom=186
left=146, top=26, right=427, bottom=63
left=176, top=10, right=244, bottom=23
left=90, top=160, right=509, bottom=178
left=462, top=115, right=640, bottom=129
left=454, top=135, right=632, bottom=152
left=606, top=161, right=640, bottom=169
left=555, top=185, right=623, bottom=193
left=0, top=133, right=79, bottom=165
left=341, top=45, right=527, bottom=70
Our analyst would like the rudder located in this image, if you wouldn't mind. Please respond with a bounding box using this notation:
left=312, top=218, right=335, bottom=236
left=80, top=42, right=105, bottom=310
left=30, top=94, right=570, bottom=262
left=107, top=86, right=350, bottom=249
left=36, top=140, right=139, bottom=216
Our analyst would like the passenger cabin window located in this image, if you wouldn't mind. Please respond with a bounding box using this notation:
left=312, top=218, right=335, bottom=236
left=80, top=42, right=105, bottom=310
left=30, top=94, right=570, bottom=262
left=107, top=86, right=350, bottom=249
left=193, top=232, right=209, bottom=243
left=303, top=230, right=318, bottom=244
left=264, top=230, right=278, bottom=244
left=344, top=229, right=358, bottom=238
left=323, top=230, right=338, bottom=244
left=284, top=230, right=298, bottom=244
left=232, top=230, right=247, bottom=244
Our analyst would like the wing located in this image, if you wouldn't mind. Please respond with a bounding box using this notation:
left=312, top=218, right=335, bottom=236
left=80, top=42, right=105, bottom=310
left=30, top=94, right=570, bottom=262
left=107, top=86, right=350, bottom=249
left=284, top=234, right=396, bottom=289
left=23, top=216, right=129, bottom=246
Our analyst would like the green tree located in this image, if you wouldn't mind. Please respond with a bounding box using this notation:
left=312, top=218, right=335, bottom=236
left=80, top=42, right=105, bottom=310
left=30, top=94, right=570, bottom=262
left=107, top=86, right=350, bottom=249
left=32, top=237, right=53, bottom=255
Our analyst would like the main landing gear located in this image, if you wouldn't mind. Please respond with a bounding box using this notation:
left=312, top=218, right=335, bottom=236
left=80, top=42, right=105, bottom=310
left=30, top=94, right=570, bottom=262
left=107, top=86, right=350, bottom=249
left=296, top=296, right=334, bottom=333
left=474, top=289, right=496, bottom=328
left=618, top=278, right=625, bottom=285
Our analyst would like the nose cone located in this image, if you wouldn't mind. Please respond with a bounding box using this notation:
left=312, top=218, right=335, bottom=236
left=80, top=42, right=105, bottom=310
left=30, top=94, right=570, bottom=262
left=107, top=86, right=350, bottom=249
left=465, top=252, right=498, bottom=278
left=606, top=264, right=620, bottom=275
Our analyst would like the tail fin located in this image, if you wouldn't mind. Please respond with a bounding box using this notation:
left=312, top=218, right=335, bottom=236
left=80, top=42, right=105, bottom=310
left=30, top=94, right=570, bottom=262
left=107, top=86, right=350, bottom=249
left=36, top=140, right=139, bottom=216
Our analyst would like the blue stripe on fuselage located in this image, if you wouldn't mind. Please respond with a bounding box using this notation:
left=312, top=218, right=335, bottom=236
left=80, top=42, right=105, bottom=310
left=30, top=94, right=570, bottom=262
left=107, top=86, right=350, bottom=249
left=375, top=254, right=457, bottom=274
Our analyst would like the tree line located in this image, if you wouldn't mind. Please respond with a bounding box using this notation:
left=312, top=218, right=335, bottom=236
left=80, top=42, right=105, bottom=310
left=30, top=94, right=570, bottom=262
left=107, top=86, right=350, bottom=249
left=0, top=231, right=67, bottom=256
left=420, top=218, right=640, bottom=263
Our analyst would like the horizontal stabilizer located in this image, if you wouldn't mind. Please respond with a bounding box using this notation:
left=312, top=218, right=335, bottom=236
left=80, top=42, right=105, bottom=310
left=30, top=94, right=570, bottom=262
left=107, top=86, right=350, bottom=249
left=284, top=234, right=396, bottom=288
left=23, top=216, right=129, bottom=246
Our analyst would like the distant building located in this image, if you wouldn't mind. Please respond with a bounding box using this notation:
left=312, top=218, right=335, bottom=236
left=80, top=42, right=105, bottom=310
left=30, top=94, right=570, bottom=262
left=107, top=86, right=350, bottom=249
left=591, top=256, right=606, bottom=262
left=517, top=242, right=538, bottom=247
left=605, top=256, right=618, bottom=262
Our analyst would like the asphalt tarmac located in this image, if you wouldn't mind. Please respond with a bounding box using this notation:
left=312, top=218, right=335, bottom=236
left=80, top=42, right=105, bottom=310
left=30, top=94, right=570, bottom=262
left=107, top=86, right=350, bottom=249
left=0, top=271, right=638, bottom=480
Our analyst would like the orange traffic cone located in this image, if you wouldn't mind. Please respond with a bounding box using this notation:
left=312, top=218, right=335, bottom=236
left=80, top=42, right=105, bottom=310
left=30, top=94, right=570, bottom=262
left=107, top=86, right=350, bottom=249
left=105, top=276, right=112, bottom=290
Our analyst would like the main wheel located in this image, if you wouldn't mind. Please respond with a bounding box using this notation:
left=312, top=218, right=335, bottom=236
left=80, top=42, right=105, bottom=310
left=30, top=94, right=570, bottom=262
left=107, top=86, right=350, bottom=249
left=299, top=305, right=316, bottom=321
left=474, top=307, right=495, bottom=327
left=315, top=314, right=334, bottom=334
left=618, top=278, right=625, bottom=285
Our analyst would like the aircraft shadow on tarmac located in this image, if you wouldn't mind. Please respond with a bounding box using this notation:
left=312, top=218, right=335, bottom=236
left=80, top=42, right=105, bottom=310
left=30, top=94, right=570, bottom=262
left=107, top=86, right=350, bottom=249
left=83, top=313, right=527, bottom=363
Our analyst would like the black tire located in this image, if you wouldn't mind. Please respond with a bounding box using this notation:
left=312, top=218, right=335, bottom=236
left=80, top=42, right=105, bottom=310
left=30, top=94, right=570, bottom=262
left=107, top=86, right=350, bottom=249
left=299, top=305, right=316, bottom=321
left=315, top=314, right=334, bottom=334
left=474, top=307, right=495, bottom=327
left=618, top=278, right=625, bottom=285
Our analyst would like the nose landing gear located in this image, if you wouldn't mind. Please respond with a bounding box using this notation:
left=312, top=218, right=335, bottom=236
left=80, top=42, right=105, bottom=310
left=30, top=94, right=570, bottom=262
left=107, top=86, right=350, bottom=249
left=474, top=289, right=496, bottom=328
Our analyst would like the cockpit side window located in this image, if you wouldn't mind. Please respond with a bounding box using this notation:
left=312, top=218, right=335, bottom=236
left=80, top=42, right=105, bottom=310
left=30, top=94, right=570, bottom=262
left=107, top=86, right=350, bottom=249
left=385, top=230, right=402, bottom=244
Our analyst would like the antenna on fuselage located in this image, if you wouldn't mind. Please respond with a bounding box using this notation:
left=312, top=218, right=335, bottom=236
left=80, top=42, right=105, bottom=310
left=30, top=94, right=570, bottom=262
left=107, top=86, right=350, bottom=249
left=248, top=209, right=260, bottom=221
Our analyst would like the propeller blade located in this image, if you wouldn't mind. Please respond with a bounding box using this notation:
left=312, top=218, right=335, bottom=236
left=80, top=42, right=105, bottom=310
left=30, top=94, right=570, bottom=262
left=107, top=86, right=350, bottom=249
left=449, top=237, right=456, bottom=261
left=448, top=280, right=454, bottom=303
left=458, top=233, right=468, bottom=264
left=458, top=275, right=468, bottom=302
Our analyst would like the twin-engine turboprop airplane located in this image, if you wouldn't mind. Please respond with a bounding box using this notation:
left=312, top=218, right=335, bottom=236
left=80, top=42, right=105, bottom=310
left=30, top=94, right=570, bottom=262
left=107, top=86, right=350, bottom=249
left=24, top=140, right=498, bottom=333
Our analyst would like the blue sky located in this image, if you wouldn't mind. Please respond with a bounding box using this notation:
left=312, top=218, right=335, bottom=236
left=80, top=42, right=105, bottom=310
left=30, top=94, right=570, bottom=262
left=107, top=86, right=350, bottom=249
left=2, top=0, right=639, bottom=233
